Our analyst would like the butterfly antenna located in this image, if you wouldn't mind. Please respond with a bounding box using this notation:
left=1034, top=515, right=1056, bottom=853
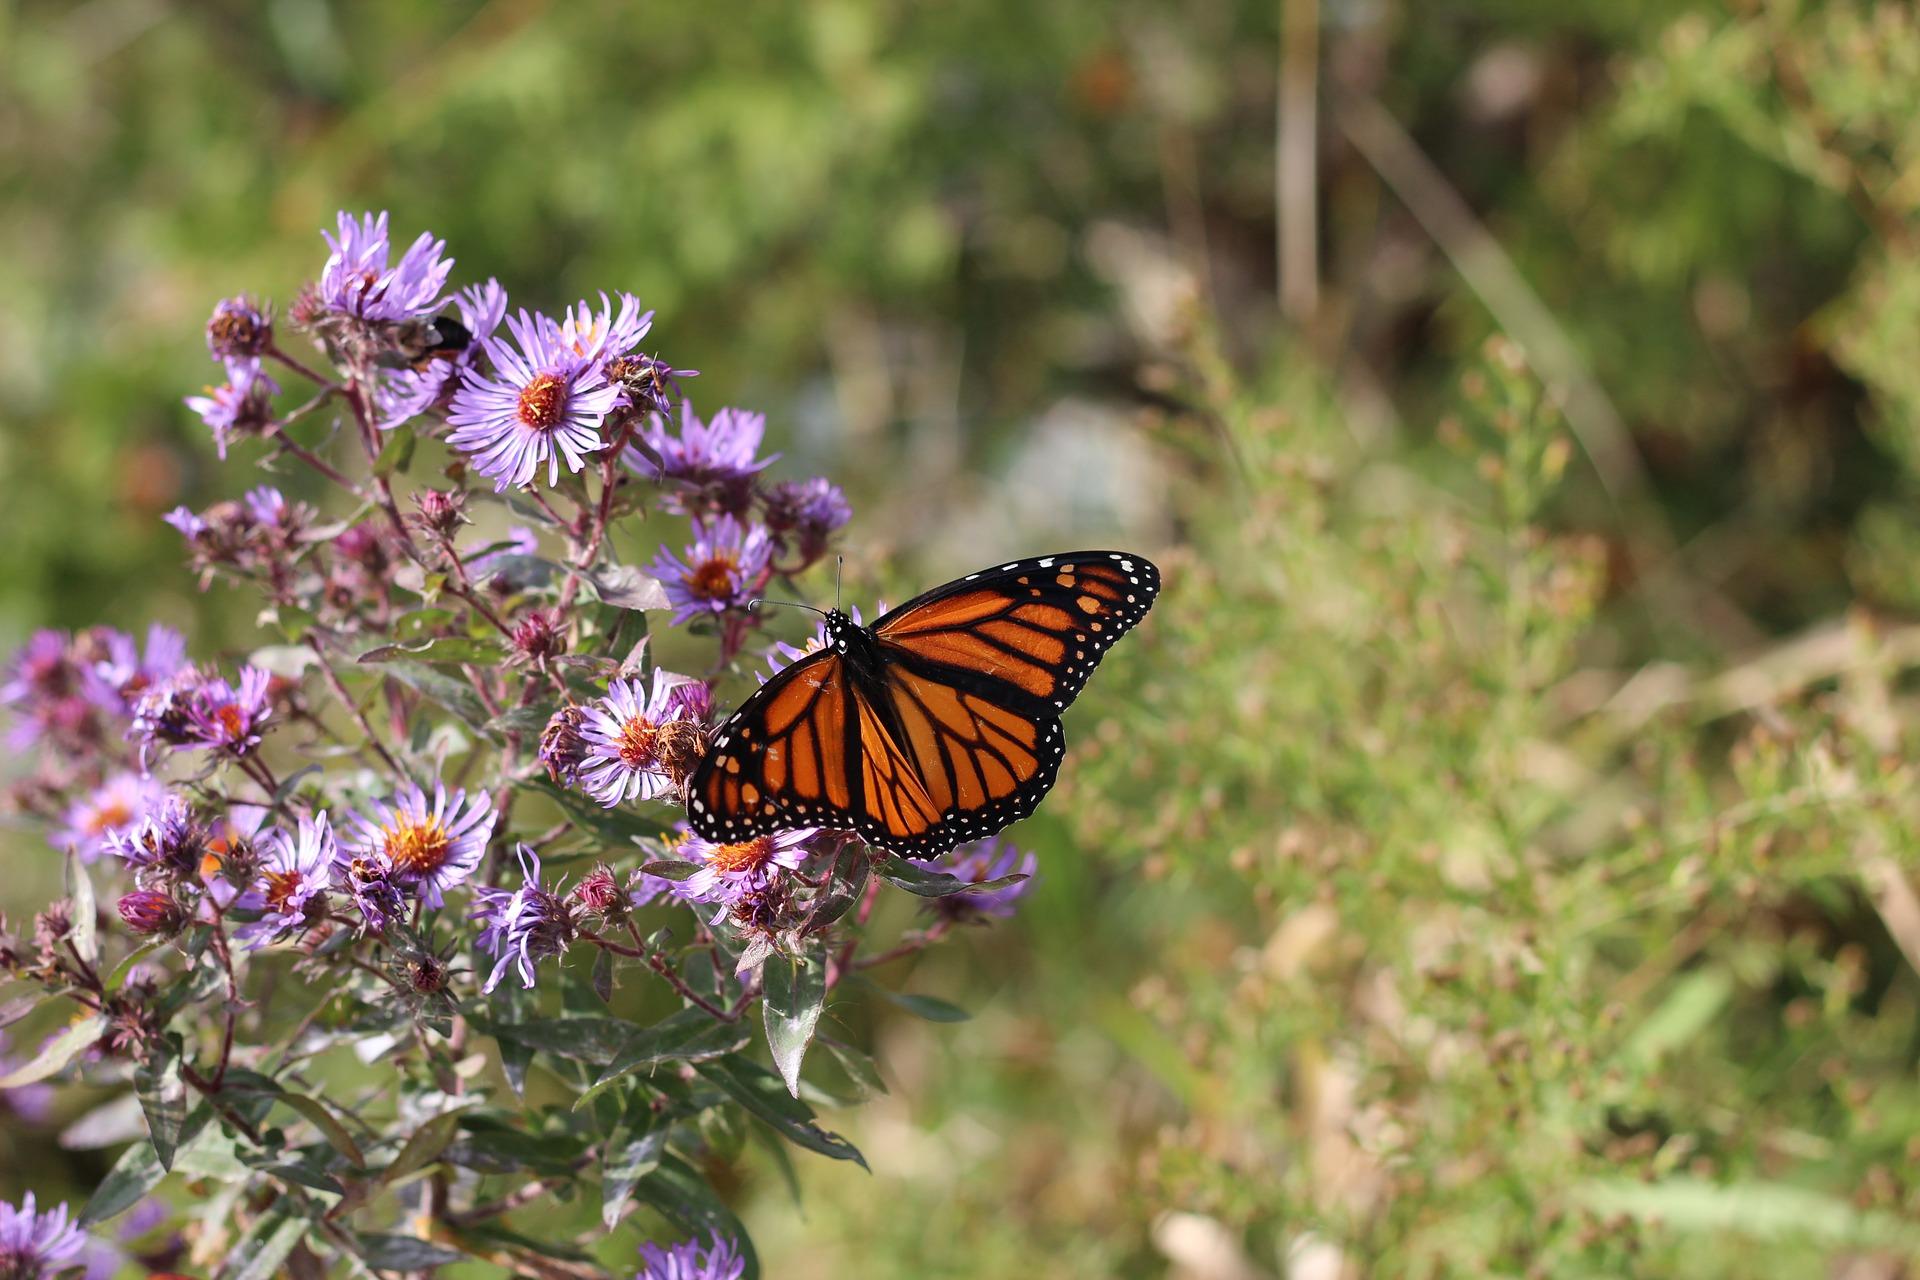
left=835, top=556, right=844, bottom=610
left=747, top=597, right=826, bottom=618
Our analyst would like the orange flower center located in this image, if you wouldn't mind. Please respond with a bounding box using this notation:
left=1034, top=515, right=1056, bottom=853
left=263, top=869, right=305, bottom=913
left=517, top=373, right=567, bottom=431
left=703, top=836, right=774, bottom=875
left=384, top=817, right=452, bottom=874
left=85, top=801, right=132, bottom=835
left=688, top=555, right=739, bottom=601
left=618, top=716, right=660, bottom=767
left=216, top=704, right=248, bottom=738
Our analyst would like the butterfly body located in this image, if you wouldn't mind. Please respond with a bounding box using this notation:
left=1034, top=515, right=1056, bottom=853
left=688, top=551, right=1160, bottom=857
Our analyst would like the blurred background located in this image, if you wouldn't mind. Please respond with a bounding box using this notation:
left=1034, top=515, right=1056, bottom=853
left=10, top=0, right=1920, bottom=1275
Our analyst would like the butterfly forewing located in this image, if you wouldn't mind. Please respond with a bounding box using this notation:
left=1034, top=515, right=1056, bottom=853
left=687, top=550, right=1159, bottom=857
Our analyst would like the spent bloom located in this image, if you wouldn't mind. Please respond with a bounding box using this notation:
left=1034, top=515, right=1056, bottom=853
left=205, top=296, right=272, bottom=360
left=349, top=782, right=495, bottom=907
left=471, top=844, right=575, bottom=994
left=240, top=811, right=337, bottom=943
left=577, top=670, right=708, bottom=806
left=930, top=838, right=1037, bottom=921
left=0, top=1192, right=88, bottom=1280
left=760, top=477, right=851, bottom=560
left=184, top=358, right=278, bottom=459
left=105, top=794, right=208, bottom=878
left=317, top=211, right=453, bottom=324
left=628, top=404, right=773, bottom=515
left=447, top=309, right=618, bottom=491
left=650, top=515, right=773, bottom=625
left=183, top=666, right=273, bottom=756
left=634, top=1234, right=747, bottom=1280
left=58, top=772, right=167, bottom=863
left=330, top=846, right=407, bottom=936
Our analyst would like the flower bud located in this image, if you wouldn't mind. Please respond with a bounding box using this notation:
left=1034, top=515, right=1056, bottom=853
left=412, top=488, right=468, bottom=538
left=117, top=890, right=186, bottom=937
left=509, top=609, right=567, bottom=666
left=539, top=704, right=589, bottom=786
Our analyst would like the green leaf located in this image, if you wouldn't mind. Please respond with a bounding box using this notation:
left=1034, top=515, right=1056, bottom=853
left=763, top=952, right=826, bottom=1097
left=382, top=660, right=493, bottom=731
left=352, top=1233, right=466, bottom=1268
left=66, top=850, right=97, bottom=966
left=638, top=858, right=702, bottom=881
left=225, top=1200, right=309, bottom=1280
left=635, top=1154, right=762, bottom=1280
left=79, top=1135, right=167, bottom=1226
left=574, top=1008, right=752, bottom=1110
left=1573, top=1177, right=1920, bottom=1249
left=271, top=1090, right=367, bottom=1169
left=584, top=563, right=671, bottom=611
left=694, top=1056, right=868, bottom=1169
left=0, top=1014, right=104, bottom=1088
left=805, top=842, right=871, bottom=932
left=601, top=1107, right=668, bottom=1230
left=875, top=853, right=1028, bottom=899
left=478, top=1014, right=638, bottom=1066
left=819, top=1036, right=889, bottom=1099
left=474, top=554, right=561, bottom=591
left=878, top=990, right=970, bottom=1023
left=591, top=946, right=616, bottom=1004
left=382, top=1110, right=463, bottom=1184
left=359, top=636, right=509, bottom=666
left=135, top=1038, right=187, bottom=1170
left=373, top=423, right=416, bottom=476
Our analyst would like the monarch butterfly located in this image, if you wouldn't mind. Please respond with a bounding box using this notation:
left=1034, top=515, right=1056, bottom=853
left=686, top=551, right=1160, bottom=857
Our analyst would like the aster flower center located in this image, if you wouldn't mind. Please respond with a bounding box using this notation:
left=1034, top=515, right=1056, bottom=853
left=516, top=372, right=569, bottom=431
left=704, top=835, right=775, bottom=875
left=216, top=704, right=248, bottom=739
left=617, top=715, right=660, bottom=767
left=688, top=554, right=740, bottom=601
left=85, top=802, right=132, bottom=835
left=262, top=869, right=306, bottom=914
left=384, top=817, right=453, bottom=874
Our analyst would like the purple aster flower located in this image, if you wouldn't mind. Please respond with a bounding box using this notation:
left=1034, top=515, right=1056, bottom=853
left=182, top=665, right=273, bottom=755
left=57, top=772, right=167, bottom=863
left=126, top=665, right=203, bottom=756
left=2, top=630, right=83, bottom=749
left=244, top=485, right=292, bottom=529
left=160, top=506, right=206, bottom=541
left=349, top=782, right=495, bottom=908
left=760, top=476, right=852, bottom=561
left=626, top=403, right=775, bottom=515
left=677, top=828, right=819, bottom=905
left=318, top=211, right=453, bottom=324
left=237, top=811, right=336, bottom=944
left=635, top=1233, right=747, bottom=1280
left=184, top=357, right=278, bottom=459
left=205, top=295, right=272, bottom=360
left=577, top=670, right=708, bottom=806
left=930, top=837, right=1037, bottom=921
left=556, top=291, right=653, bottom=366
left=649, top=516, right=774, bottom=625
left=446, top=309, right=618, bottom=491
left=84, top=623, right=187, bottom=717
left=376, top=278, right=510, bottom=429
left=0, top=1193, right=87, bottom=1279
left=471, top=844, right=576, bottom=994
left=105, top=794, right=209, bottom=878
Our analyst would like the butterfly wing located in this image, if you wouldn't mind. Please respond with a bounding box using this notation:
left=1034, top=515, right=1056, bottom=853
left=688, top=550, right=1159, bottom=857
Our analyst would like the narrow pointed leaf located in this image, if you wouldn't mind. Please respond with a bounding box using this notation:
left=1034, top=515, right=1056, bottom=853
left=763, top=953, right=826, bottom=1097
left=66, top=851, right=98, bottom=965
left=876, top=854, right=1028, bottom=898
left=694, top=1057, right=867, bottom=1169
left=601, top=1109, right=668, bottom=1229
left=0, top=1014, right=105, bottom=1088
left=135, top=1040, right=187, bottom=1170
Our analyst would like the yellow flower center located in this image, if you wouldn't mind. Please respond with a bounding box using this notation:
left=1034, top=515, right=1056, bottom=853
left=516, top=372, right=567, bottom=431
left=216, top=704, right=248, bottom=738
left=384, top=817, right=453, bottom=874
left=618, top=716, right=660, bottom=767
left=86, top=802, right=132, bottom=836
left=688, top=555, right=739, bottom=601
left=703, top=836, right=774, bottom=875
left=263, top=869, right=305, bottom=913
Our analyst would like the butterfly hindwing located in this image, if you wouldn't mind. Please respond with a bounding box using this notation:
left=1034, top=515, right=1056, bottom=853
left=686, top=550, right=1159, bottom=857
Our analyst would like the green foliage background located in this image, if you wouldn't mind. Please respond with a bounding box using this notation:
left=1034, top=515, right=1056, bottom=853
left=9, top=0, right=1920, bottom=1274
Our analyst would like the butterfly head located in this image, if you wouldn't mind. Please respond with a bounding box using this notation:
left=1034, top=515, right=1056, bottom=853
left=822, top=609, right=856, bottom=654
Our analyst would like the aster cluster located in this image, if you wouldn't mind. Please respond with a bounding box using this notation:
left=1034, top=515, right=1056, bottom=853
left=0, top=208, right=1038, bottom=1272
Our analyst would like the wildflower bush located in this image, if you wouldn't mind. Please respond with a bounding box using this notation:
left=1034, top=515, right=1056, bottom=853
left=0, top=212, right=1043, bottom=1279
